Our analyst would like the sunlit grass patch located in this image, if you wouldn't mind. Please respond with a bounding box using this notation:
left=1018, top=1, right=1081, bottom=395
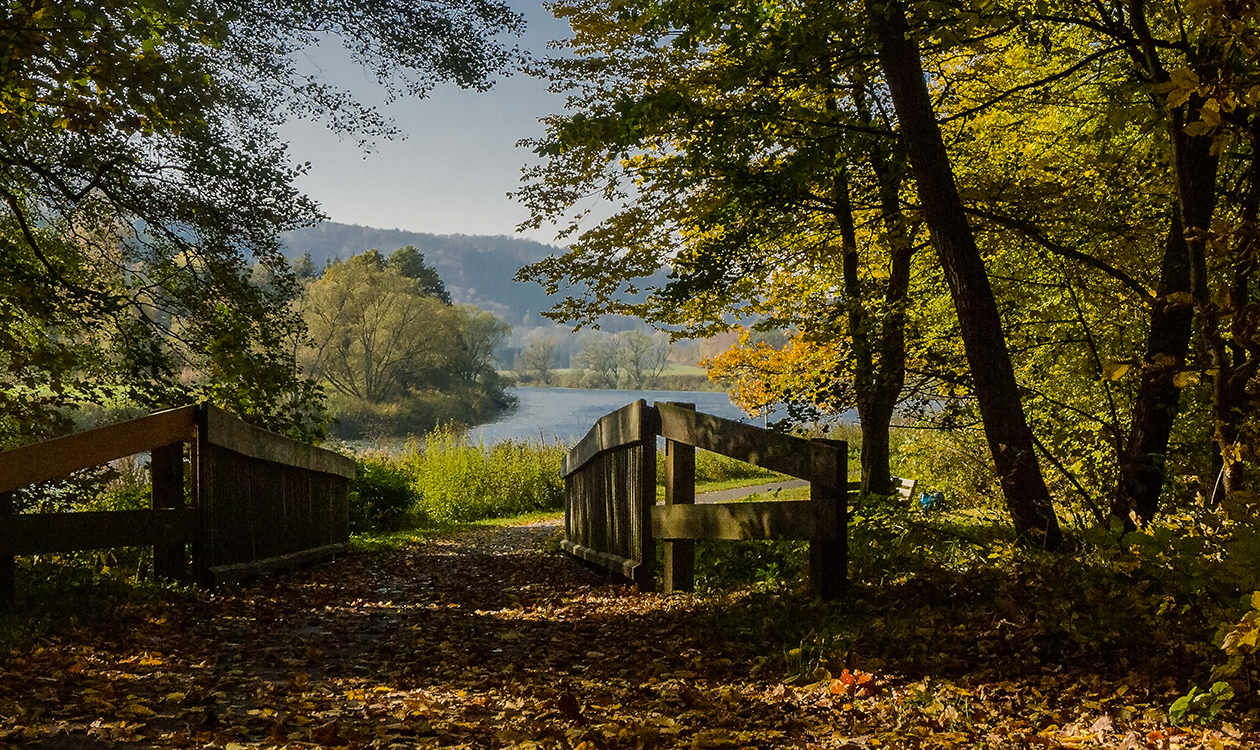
left=349, top=509, right=564, bottom=553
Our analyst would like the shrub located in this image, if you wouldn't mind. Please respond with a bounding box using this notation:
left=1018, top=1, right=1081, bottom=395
left=350, top=453, right=422, bottom=532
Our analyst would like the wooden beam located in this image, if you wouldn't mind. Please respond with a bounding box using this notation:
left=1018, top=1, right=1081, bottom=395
left=651, top=500, right=836, bottom=541
left=810, top=439, right=847, bottom=600
left=206, top=543, right=346, bottom=585
left=560, top=539, right=639, bottom=580
left=635, top=402, right=657, bottom=592
left=656, top=403, right=829, bottom=484
left=662, top=402, right=695, bottom=595
left=0, top=492, right=12, bottom=610
left=0, top=406, right=198, bottom=494
left=201, top=404, right=356, bottom=479
left=0, top=509, right=195, bottom=556
left=561, top=400, right=650, bottom=477
left=151, top=443, right=187, bottom=581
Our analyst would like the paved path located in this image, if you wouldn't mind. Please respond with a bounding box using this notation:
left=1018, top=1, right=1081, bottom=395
left=694, top=479, right=809, bottom=503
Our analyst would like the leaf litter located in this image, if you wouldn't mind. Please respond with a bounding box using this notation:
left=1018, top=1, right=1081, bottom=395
left=0, top=521, right=1255, bottom=749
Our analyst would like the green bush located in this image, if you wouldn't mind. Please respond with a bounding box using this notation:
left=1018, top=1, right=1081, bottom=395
left=350, top=453, right=422, bottom=532
left=691, top=539, right=807, bottom=592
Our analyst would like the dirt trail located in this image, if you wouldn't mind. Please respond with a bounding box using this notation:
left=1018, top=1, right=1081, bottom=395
left=2, top=521, right=1254, bottom=749
left=1, top=521, right=846, bottom=749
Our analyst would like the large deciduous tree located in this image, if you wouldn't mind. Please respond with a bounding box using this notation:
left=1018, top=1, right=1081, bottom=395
left=518, top=0, right=1260, bottom=542
left=865, top=0, right=1061, bottom=546
left=517, top=0, right=929, bottom=497
left=300, top=251, right=515, bottom=437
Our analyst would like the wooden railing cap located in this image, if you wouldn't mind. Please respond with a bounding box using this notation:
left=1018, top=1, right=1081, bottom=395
left=0, top=405, right=200, bottom=494
left=0, top=403, right=356, bottom=494
left=200, top=404, right=356, bottom=479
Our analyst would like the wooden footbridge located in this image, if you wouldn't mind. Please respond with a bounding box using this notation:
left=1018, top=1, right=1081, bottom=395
left=0, top=404, right=354, bottom=608
left=561, top=400, right=849, bottom=599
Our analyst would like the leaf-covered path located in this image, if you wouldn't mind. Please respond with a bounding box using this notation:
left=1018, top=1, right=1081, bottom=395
left=1, top=522, right=1255, bottom=749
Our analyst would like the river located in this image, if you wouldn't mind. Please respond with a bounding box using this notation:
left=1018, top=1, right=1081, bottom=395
left=469, top=386, right=765, bottom=444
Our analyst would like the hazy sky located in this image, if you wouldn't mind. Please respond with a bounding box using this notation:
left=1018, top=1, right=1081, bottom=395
left=278, top=2, right=575, bottom=243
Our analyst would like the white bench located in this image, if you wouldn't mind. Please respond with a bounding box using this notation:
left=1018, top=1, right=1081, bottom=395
left=846, top=476, right=917, bottom=498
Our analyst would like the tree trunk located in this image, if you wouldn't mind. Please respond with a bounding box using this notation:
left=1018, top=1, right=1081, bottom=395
left=1206, top=119, right=1259, bottom=504
left=1111, top=212, right=1194, bottom=528
left=831, top=85, right=915, bottom=498
left=836, top=166, right=895, bottom=497
left=866, top=0, right=1062, bottom=548
left=1112, top=0, right=1221, bottom=524
left=869, top=128, right=914, bottom=495
left=1110, top=1, right=1220, bottom=524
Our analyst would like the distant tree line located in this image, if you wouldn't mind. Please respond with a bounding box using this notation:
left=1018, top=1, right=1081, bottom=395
left=515, top=329, right=704, bottom=390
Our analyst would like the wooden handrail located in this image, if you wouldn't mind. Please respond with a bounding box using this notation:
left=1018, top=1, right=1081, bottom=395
left=561, top=400, right=659, bottom=477
left=0, top=403, right=356, bottom=493
left=0, top=509, right=195, bottom=556
left=0, top=402, right=356, bottom=607
left=653, top=499, right=839, bottom=541
left=656, top=402, right=839, bottom=486
left=0, top=405, right=199, bottom=494
left=562, top=399, right=848, bottom=599
left=202, top=404, right=355, bottom=478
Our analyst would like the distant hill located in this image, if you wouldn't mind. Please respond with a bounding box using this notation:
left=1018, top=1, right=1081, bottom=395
left=280, top=222, right=563, bottom=325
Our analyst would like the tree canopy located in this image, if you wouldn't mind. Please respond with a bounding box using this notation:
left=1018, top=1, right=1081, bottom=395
left=516, top=0, right=1260, bottom=540
left=0, top=0, right=522, bottom=444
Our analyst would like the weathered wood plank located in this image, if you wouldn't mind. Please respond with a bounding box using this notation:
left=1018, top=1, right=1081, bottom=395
left=0, top=509, right=195, bottom=556
left=561, top=400, right=648, bottom=477
left=0, top=406, right=198, bottom=494
left=635, top=404, right=657, bottom=591
left=151, top=443, right=187, bottom=580
left=202, top=404, right=355, bottom=479
left=651, top=500, right=835, bottom=541
left=560, top=539, right=639, bottom=580
left=663, top=402, right=695, bottom=595
left=0, top=492, right=12, bottom=610
left=206, top=543, right=346, bottom=585
left=656, top=403, right=830, bottom=484
left=809, top=439, right=847, bottom=600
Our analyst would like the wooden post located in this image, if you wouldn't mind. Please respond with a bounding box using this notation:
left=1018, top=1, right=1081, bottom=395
left=151, top=442, right=186, bottom=581
left=0, top=491, right=12, bottom=610
left=809, top=439, right=848, bottom=600
left=662, top=402, right=695, bottom=594
left=634, top=401, right=659, bottom=592
left=190, top=415, right=210, bottom=587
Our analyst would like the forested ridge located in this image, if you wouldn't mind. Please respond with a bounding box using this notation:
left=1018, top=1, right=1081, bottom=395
left=282, top=223, right=567, bottom=328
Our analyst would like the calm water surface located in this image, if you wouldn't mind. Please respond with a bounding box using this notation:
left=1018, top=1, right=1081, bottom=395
left=470, top=387, right=764, bottom=444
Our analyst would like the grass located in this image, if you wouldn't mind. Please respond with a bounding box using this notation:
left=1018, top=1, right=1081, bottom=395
left=348, top=508, right=564, bottom=553
left=350, top=425, right=567, bottom=528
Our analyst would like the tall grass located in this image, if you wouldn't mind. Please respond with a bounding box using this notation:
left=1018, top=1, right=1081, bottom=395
left=350, top=426, right=567, bottom=529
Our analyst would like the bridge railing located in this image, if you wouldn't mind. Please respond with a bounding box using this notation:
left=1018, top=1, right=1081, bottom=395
left=0, top=404, right=355, bottom=607
left=560, top=400, right=659, bottom=589
left=561, top=400, right=848, bottom=599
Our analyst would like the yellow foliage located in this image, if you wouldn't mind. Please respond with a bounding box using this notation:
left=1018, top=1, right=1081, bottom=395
left=704, top=328, right=847, bottom=417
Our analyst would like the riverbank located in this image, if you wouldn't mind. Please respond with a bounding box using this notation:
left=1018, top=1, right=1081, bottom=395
left=503, top=364, right=726, bottom=392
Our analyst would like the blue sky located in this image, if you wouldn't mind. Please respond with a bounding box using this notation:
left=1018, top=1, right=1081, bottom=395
left=278, top=2, right=573, bottom=242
